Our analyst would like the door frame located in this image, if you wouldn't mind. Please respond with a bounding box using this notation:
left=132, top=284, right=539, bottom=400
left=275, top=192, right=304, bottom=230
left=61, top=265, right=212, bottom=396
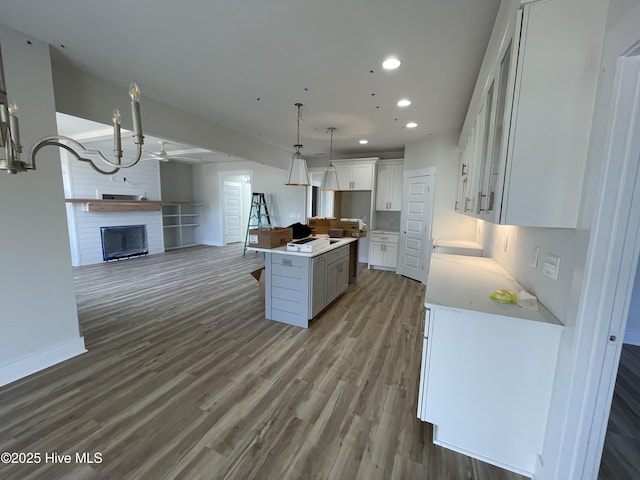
left=397, top=167, right=436, bottom=284
left=223, top=181, right=243, bottom=244
left=219, top=170, right=252, bottom=246
left=545, top=45, right=640, bottom=479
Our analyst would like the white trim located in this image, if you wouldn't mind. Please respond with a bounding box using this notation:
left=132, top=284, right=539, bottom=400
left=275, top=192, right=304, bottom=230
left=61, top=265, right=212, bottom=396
left=623, top=328, right=640, bottom=346
left=0, top=337, right=87, bottom=387
left=544, top=52, right=640, bottom=479
left=403, top=167, right=436, bottom=179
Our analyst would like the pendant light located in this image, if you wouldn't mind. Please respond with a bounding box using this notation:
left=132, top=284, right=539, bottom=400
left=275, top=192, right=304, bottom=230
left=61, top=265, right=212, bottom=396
left=285, top=102, right=310, bottom=186
left=321, top=127, right=340, bottom=191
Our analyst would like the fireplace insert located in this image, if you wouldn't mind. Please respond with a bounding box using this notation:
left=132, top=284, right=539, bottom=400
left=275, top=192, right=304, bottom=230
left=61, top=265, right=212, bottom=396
left=100, top=225, right=148, bottom=261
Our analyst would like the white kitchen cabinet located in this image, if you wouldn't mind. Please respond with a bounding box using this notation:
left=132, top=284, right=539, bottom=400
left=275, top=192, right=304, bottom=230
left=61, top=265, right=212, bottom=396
left=418, top=254, right=563, bottom=477
left=368, top=231, right=398, bottom=270
left=375, top=159, right=403, bottom=211
left=457, top=0, right=606, bottom=227
left=333, top=158, right=377, bottom=191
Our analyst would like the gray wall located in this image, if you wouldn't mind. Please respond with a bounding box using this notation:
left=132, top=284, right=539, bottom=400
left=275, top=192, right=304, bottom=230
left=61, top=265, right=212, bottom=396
left=160, top=161, right=194, bottom=202
left=0, top=24, right=84, bottom=386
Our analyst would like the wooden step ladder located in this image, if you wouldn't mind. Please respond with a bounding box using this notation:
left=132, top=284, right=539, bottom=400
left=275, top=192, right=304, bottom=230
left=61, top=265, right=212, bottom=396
left=243, top=193, right=272, bottom=254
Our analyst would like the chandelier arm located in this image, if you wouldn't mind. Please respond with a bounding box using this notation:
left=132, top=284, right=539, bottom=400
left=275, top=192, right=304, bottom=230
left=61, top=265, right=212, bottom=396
left=32, top=140, right=121, bottom=175
left=30, top=136, right=144, bottom=173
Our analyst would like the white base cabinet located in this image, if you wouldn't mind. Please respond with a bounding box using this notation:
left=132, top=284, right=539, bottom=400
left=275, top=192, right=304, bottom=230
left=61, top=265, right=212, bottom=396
left=418, top=255, right=563, bottom=477
left=368, top=231, right=399, bottom=270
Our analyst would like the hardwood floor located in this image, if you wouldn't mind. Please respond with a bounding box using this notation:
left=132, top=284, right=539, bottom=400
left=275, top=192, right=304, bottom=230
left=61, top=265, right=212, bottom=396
left=0, top=244, right=527, bottom=480
left=599, top=343, right=640, bottom=480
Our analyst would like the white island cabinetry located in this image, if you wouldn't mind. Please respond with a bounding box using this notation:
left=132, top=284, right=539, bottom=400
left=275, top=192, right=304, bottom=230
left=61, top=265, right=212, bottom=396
left=417, top=254, right=563, bottom=477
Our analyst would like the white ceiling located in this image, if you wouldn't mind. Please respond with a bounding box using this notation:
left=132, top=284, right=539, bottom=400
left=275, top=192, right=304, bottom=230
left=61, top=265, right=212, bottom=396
left=0, top=0, right=500, bottom=158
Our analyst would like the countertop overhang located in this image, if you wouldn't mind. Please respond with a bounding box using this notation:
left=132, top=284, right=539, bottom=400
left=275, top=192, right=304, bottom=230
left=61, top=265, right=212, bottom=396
left=247, top=236, right=358, bottom=257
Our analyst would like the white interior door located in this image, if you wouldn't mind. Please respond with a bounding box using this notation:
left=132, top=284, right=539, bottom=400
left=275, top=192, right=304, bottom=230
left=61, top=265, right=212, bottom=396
left=224, top=182, right=242, bottom=244
left=397, top=170, right=435, bottom=283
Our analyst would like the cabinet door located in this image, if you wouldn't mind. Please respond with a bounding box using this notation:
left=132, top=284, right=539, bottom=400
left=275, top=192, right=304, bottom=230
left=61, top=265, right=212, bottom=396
left=351, top=163, right=374, bottom=190
left=369, top=242, right=384, bottom=266
left=325, top=260, right=340, bottom=305
left=375, top=164, right=393, bottom=210
left=388, top=164, right=403, bottom=211
left=384, top=242, right=398, bottom=268
left=337, top=257, right=349, bottom=295
left=311, top=255, right=327, bottom=317
left=334, top=164, right=352, bottom=190
left=417, top=306, right=431, bottom=420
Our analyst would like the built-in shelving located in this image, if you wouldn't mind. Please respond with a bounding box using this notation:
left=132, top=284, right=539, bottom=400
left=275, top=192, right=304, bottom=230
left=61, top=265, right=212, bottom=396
left=162, top=203, right=202, bottom=250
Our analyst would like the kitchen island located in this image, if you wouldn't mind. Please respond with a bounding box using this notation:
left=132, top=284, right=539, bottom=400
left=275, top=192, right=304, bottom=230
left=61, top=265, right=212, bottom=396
left=248, top=236, right=359, bottom=328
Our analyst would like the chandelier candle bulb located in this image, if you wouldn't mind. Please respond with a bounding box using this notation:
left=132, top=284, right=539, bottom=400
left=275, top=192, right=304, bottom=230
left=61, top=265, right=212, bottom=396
left=129, top=82, right=143, bottom=144
left=112, top=109, right=122, bottom=157
left=8, top=102, right=20, bottom=152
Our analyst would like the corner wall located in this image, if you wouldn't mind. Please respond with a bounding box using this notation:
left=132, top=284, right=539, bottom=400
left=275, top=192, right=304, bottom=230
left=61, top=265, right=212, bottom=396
left=0, top=25, right=85, bottom=387
left=404, top=132, right=477, bottom=241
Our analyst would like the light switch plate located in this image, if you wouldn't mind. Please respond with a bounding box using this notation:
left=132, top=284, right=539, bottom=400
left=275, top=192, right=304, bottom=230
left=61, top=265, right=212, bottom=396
left=543, top=254, right=560, bottom=280
left=530, top=246, right=540, bottom=268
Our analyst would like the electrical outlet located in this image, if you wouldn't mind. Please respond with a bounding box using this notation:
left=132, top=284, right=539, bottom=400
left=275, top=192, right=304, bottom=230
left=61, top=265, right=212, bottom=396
left=543, top=254, right=560, bottom=280
left=502, top=234, right=509, bottom=253
left=530, top=246, right=540, bottom=268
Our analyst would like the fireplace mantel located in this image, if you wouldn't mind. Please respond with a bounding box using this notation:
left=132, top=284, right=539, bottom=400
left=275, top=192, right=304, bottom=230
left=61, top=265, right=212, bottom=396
left=65, top=198, right=163, bottom=212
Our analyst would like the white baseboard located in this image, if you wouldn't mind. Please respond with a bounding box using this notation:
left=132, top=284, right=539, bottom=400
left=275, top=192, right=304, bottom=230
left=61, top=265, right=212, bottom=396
left=623, top=328, right=640, bottom=346
left=0, top=337, right=87, bottom=387
left=200, top=240, right=224, bottom=247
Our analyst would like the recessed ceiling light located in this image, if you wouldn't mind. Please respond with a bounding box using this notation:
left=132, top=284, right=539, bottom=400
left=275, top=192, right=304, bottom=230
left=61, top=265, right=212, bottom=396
left=397, top=99, right=411, bottom=107
left=406, top=122, right=418, bottom=128
left=359, top=139, right=369, bottom=145
left=382, top=57, right=401, bottom=70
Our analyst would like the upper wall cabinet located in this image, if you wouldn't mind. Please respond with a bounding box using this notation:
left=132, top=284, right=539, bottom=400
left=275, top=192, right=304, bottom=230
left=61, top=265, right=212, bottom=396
left=375, top=159, right=404, bottom=211
left=457, top=0, right=606, bottom=227
left=333, top=158, right=378, bottom=191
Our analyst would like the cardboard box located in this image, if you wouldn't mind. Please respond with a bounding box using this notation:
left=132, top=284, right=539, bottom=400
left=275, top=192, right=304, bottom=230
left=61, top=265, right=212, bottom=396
left=250, top=267, right=265, bottom=300
left=247, top=227, right=293, bottom=248
left=308, top=217, right=332, bottom=235
left=331, top=220, right=368, bottom=238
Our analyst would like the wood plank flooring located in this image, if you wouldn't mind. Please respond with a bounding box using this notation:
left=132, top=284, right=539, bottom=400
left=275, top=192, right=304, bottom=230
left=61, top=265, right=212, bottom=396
left=0, top=244, right=527, bottom=480
left=599, top=343, right=640, bottom=480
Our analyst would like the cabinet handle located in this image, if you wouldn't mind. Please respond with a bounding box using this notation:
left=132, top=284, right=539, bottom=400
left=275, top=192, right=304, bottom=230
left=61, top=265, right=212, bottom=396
left=461, top=163, right=467, bottom=176
left=455, top=200, right=460, bottom=211
left=477, top=191, right=487, bottom=213
left=488, top=191, right=495, bottom=211
left=464, top=197, right=471, bottom=212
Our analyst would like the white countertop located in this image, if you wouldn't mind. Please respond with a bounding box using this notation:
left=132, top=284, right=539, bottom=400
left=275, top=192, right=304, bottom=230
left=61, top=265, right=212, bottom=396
left=426, top=254, right=562, bottom=327
left=247, top=236, right=358, bottom=257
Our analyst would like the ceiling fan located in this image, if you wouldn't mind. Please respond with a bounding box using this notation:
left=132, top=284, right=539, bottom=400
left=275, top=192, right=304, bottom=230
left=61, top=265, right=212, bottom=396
left=142, top=140, right=202, bottom=162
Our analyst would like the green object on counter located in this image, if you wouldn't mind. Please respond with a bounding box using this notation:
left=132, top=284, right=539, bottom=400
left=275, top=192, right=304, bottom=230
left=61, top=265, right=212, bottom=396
left=489, top=289, right=518, bottom=304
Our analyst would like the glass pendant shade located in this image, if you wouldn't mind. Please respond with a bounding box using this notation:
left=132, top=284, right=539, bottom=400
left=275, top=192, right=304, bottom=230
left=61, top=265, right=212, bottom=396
left=286, top=148, right=309, bottom=186
left=321, top=164, right=339, bottom=191
left=321, top=127, right=339, bottom=191
left=285, top=103, right=310, bottom=186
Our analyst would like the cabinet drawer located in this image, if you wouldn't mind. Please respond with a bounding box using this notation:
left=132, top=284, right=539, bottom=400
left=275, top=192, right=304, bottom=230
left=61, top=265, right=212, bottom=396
left=325, top=245, right=349, bottom=265
left=370, top=233, right=399, bottom=243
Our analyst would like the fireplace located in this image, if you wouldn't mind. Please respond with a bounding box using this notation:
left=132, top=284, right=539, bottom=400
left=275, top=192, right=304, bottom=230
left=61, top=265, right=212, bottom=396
left=100, top=225, right=148, bottom=261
